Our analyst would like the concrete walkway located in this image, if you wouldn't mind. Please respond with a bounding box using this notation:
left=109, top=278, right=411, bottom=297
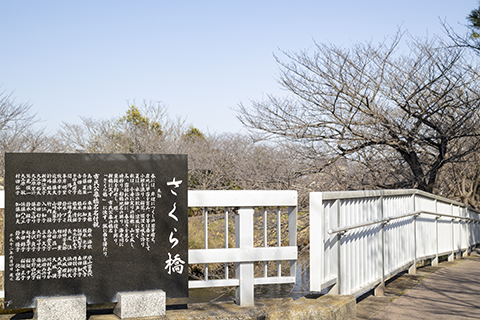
left=357, top=249, right=480, bottom=320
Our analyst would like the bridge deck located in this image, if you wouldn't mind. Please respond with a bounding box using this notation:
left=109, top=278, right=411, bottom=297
left=357, top=248, right=480, bottom=320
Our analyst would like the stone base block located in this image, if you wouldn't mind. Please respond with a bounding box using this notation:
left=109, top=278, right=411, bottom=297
left=114, top=290, right=166, bottom=319
left=34, top=295, right=86, bottom=320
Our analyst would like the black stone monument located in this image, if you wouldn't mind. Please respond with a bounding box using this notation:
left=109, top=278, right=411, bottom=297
left=4, top=153, right=188, bottom=309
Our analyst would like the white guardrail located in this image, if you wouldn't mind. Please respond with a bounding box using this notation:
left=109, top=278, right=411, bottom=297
left=0, top=189, right=298, bottom=306
left=187, top=190, right=298, bottom=306
left=310, top=189, right=480, bottom=297
left=3, top=187, right=479, bottom=305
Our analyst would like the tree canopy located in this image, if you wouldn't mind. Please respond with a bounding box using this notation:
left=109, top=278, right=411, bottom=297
left=468, top=4, right=480, bottom=38
left=237, top=33, right=480, bottom=193
left=0, top=89, right=49, bottom=184
left=118, top=105, right=163, bottom=135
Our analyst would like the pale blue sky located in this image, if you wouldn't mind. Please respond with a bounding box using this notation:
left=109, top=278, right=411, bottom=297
left=0, top=1, right=476, bottom=134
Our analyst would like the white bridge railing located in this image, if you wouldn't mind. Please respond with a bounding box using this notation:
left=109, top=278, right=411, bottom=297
left=2, top=188, right=480, bottom=306
left=187, top=190, right=298, bottom=306
left=310, top=189, right=480, bottom=296
left=0, top=189, right=298, bottom=306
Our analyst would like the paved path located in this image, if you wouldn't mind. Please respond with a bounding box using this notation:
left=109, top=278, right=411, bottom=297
left=360, top=249, right=480, bottom=320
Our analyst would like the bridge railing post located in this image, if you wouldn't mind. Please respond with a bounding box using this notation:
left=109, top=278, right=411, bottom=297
left=432, top=200, right=439, bottom=267
left=235, top=207, right=254, bottom=306
left=330, top=199, right=341, bottom=294
left=449, top=204, right=455, bottom=262
left=375, top=197, right=385, bottom=297
left=409, top=194, right=417, bottom=275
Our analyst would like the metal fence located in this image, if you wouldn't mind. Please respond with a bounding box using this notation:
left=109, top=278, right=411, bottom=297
left=310, top=189, right=480, bottom=296
left=0, top=189, right=298, bottom=306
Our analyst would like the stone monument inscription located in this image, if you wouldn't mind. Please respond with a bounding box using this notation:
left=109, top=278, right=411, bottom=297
left=4, top=153, right=188, bottom=309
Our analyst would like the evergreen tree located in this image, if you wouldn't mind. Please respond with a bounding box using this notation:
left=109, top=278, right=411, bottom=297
left=467, top=4, right=480, bottom=38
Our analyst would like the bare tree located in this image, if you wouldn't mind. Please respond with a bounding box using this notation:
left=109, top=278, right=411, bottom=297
left=436, top=150, right=480, bottom=208
left=442, top=3, right=480, bottom=55
left=0, top=90, right=36, bottom=131
left=210, top=134, right=298, bottom=191
left=237, top=33, right=480, bottom=193
left=0, top=89, right=47, bottom=186
left=59, top=103, right=302, bottom=200
left=59, top=100, right=187, bottom=154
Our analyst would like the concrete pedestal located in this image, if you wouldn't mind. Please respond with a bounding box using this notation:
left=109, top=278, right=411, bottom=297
left=114, top=290, right=166, bottom=319
left=34, top=295, right=86, bottom=320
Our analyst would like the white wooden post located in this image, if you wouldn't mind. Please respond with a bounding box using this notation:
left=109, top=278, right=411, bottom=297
left=263, top=208, right=268, bottom=277
left=203, top=207, right=209, bottom=280
left=235, top=207, right=254, bottom=306
left=288, top=206, right=298, bottom=279
left=330, top=199, right=341, bottom=294
left=277, top=207, right=282, bottom=276
left=224, top=208, right=229, bottom=279
left=309, top=192, right=323, bottom=292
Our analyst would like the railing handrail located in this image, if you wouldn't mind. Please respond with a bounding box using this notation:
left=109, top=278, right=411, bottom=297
left=188, top=189, right=297, bottom=207
left=328, top=210, right=480, bottom=235
left=319, top=189, right=475, bottom=210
